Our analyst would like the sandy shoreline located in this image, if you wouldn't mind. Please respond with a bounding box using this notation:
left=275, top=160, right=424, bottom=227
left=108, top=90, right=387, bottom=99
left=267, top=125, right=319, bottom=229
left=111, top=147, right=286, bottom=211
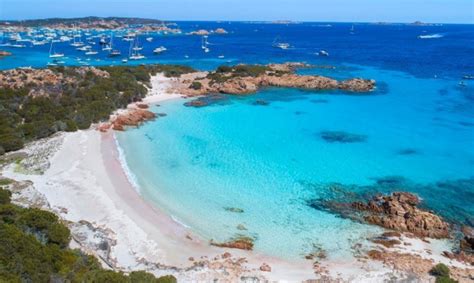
left=2, top=74, right=472, bottom=282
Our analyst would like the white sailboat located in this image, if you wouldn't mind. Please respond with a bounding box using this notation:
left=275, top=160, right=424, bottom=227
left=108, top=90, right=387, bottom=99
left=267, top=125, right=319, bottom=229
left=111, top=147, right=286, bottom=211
left=350, top=24, right=355, bottom=34
left=102, top=32, right=113, bottom=51
left=129, top=38, right=145, bottom=60
left=70, top=26, right=84, bottom=47
left=132, top=36, right=143, bottom=51
left=202, top=35, right=210, bottom=53
left=49, top=41, right=64, bottom=58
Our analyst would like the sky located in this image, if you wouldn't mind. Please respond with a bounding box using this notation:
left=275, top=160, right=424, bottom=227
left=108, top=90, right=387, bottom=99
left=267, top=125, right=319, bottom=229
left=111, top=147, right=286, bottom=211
left=0, top=0, right=473, bottom=24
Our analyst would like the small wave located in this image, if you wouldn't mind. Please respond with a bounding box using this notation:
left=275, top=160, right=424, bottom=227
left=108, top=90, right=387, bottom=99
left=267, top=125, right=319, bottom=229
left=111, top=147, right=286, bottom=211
left=170, top=215, right=191, bottom=228
left=417, top=33, right=443, bottom=39
left=113, top=134, right=141, bottom=193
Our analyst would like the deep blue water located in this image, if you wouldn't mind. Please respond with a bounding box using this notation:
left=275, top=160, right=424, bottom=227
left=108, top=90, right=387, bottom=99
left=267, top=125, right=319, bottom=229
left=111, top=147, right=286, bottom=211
left=1, top=22, right=474, bottom=80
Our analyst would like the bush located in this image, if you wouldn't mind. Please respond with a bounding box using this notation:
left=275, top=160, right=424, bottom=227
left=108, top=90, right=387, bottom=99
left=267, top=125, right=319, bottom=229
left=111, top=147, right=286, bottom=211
left=129, top=271, right=177, bottom=283
left=0, top=188, right=176, bottom=282
left=189, top=81, right=202, bottom=90
left=0, top=188, right=11, bottom=205
left=0, top=134, right=24, bottom=152
left=435, top=276, right=458, bottom=283
left=430, top=263, right=450, bottom=277
left=430, top=264, right=458, bottom=283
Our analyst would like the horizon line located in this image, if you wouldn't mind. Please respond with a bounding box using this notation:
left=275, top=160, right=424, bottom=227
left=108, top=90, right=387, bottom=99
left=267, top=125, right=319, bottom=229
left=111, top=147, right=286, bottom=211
left=0, top=16, right=473, bottom=25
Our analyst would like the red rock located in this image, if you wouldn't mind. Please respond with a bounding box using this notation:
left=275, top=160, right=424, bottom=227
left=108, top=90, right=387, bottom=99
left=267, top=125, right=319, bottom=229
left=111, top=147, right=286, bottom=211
left=210, top=236, right=254, bottom=251
left=136, top=103, right=149, bottom=109
left=352, top=192, right=449, bottom=239
left=259, top=263, right=271, bottom=272
left=111, top=109, right=156, bottom=131
left=222, top=252, right=232, bottom=259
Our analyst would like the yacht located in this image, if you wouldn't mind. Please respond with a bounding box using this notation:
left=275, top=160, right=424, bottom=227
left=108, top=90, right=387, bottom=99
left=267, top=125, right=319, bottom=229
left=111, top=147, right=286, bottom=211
left=272, top=37, right=290, bottom=49
left=153, top=46, right=167, bottom=54
left=109, top=49, right=121, bottom=57
left=85, top=50, right=98, bottom=55
left=77, top=45, right=91, bottom=51
left=318, top=50, right=329, bottom=56
left=146, top=37, right=153, bottom=42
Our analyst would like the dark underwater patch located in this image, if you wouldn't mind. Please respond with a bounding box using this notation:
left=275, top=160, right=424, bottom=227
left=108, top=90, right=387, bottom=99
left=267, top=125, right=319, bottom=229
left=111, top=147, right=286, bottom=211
left=397, top=148, right=420, bottom=155
left=310, top=99, right=329, bottom=104
left=319, top=131, right=367, bottom=143
left=252, top=99, right=270, bottom=106
left=184, top=94, right=231, bottom=108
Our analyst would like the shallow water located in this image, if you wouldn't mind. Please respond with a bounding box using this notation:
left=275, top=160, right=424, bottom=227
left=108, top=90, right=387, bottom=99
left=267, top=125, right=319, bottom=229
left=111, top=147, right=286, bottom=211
left=116, top=63, right=474, bottom=260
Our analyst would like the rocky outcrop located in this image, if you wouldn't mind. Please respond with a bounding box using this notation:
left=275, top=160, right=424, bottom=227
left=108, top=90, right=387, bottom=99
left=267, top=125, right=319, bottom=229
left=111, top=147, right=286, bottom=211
left=111, top=109, right=156, bottom=131
left=210, top=235, right=254, bottom=250
left=176, top=63, right=376, bottom=98
left=188, top=29, right=210, bottom=35
left=214, top=28, right=228, bottom=34
left=0, top=67, right=109, bottom=94
left=339, top=78, right=376, bottom=92
left=0, top=50, right=11, bottom=58
left=460, top=226, right=474, bottom=253
left=188, top=28, right=228, bottom=35
left=259, top=263, right=271, bottom=272
left=352, top=192, right=450, bottom=239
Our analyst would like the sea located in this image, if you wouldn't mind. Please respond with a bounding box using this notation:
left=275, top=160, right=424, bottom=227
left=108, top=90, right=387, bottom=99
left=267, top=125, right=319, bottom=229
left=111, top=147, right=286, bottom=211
left=3, top=22, right=474, bottom=261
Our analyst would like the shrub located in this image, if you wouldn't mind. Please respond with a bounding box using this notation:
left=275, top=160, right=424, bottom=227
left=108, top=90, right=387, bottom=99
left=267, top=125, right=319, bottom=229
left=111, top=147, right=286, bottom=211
left=189, top=81, right=202, bottom=90
left=129, top=271, right=177, bottom=283
left=0, top=188, right=11, bottom=205
left=0, top=191, right=175, bottom=281
left=430, top=264, right=458, bottom=283
left=430, top=263, right=450, bottom=277
left=435, top=276, right=458, bottom=283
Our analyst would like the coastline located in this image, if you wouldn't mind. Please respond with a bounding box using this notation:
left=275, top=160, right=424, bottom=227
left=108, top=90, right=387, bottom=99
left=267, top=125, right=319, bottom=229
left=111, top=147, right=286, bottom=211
left=2, top=73, right=472, bottom=282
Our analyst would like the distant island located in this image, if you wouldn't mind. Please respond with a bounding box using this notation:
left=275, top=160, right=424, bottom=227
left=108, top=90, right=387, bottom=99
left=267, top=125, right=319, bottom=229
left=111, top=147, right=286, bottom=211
left=0, top=16, right=181, bottom=33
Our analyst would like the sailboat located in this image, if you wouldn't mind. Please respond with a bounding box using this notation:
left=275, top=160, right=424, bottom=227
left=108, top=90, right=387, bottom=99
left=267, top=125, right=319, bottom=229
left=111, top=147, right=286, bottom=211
left=129, top=38, right=145, bottom=60
left=85, top=47, right=98, bottom=55
left=201, top=35, right=210, bottom=53
left=102, top=32, right=113, bottom=51
left=49, top=41, right=64, bottom=58
left=132, top=36, right=143, bottom=51
left=350, top=24, right=355, bottom=34
left=70, top=26, right=84, bottom=47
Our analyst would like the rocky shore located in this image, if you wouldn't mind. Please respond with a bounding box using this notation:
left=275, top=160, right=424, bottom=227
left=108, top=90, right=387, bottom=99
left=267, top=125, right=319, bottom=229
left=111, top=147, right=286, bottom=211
left=172, top=63, right=376, bottom=102
left=0, top=50, right=11, bottom=58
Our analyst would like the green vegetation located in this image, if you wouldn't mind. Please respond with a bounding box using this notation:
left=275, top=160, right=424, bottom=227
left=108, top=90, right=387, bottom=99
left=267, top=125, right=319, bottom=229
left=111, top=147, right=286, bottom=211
left=430, top=263, right=458, bottom=283
left=0, top=187, right=176, bottom=283
left=189, top=81, right=203, bottom=90
left=207, top=64, right=281, bottom=85
left=0, top=65, right=195, bottom=155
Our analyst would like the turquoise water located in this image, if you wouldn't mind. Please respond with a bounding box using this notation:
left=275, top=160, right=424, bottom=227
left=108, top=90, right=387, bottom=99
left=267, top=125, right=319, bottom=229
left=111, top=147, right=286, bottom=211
left=116, top=64, right=474, bottom=260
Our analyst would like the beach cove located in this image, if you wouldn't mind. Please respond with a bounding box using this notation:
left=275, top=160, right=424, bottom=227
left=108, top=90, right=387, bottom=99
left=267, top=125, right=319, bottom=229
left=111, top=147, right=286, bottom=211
left=1, top=69, right=472, bottom=281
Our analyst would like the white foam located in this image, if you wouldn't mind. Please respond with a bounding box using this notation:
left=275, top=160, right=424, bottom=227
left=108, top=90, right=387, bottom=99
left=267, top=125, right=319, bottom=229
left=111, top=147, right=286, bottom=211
left=113, top=134, right=141, bottom=193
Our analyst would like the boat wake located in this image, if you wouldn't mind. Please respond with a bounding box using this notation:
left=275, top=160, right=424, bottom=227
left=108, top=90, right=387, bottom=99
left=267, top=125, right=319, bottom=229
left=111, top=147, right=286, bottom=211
left=417, top=33, right=444, bottom=39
